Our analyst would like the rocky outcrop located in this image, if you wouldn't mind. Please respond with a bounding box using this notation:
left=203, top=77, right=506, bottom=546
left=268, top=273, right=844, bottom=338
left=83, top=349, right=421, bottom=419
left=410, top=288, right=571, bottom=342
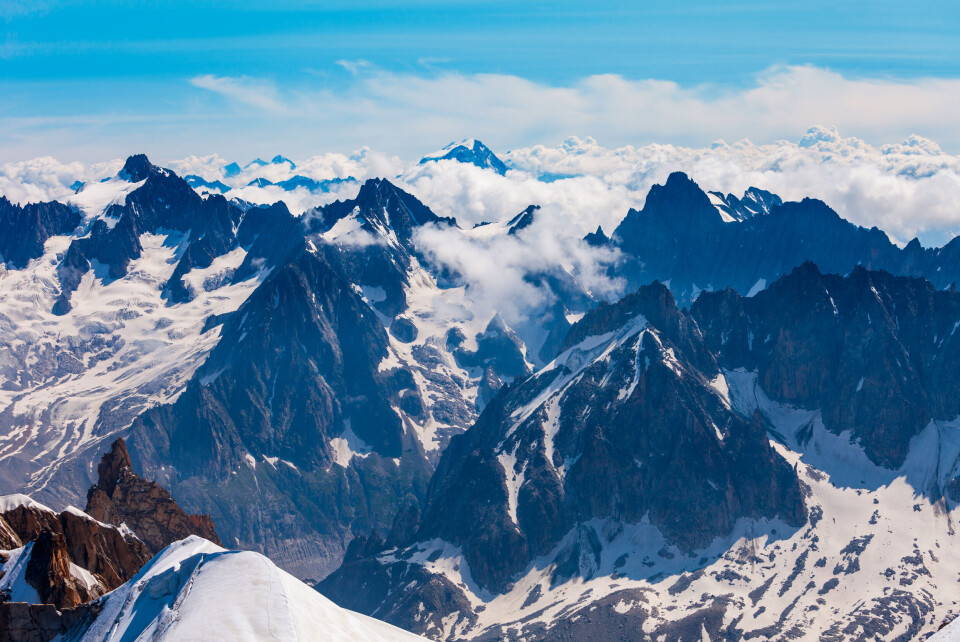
left=23, top=531, right=96, bottom=608
left=0, top=602, right=97, bottom=642
left=0, top=495, right=149, bottom=609
left=0, top=438, right=218, bottom=612
left=85, top=439, right=220, bottom=552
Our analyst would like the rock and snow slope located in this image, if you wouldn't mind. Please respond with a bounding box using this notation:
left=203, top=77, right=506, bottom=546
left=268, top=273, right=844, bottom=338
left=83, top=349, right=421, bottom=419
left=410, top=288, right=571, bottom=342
left=320, top=267, right=960, bottom=640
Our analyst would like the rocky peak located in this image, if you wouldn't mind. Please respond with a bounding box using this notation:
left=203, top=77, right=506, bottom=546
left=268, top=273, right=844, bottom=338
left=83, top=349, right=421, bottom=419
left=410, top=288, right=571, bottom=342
left=612, top=172, right=722, bottom=263
left=93, top=438, right=132, bottom=498
left=118, top=154, right=158, bottom=182
left=85, top=438, right=221, bottom=552
left=2, top=439, right=224, bottom=611
left=320, top=177, right=457, bottom=245
left=583, top=225, right=609, bottom=247
left=507, top=205, right=540, bottom=235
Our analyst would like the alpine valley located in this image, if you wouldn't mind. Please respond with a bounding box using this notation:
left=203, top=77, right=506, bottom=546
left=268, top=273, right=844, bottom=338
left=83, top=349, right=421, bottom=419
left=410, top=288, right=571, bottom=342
left=1, top=138, right=959, bottom=641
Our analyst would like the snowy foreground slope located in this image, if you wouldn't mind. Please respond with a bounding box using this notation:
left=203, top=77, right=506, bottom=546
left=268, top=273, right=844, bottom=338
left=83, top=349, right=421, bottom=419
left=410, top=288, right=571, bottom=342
left=76, top=536, right=424, bottom=641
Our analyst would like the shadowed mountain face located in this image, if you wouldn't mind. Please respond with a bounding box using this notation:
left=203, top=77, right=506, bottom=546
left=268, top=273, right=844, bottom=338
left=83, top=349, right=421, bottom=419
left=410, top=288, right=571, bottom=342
left=610, top=171, right=960, bottom=305
left=691, top=263, right=960, bottom=469
left=0, top=197, right=81, bottom=270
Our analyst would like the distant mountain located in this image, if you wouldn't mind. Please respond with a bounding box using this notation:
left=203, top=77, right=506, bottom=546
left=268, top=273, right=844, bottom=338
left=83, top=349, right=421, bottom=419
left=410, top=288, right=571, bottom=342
left=271, top=154, right=296, bottom=169
left=419, top=139, right=509, bottom=175
left=185, top=174, right=232, bottom=193
left=607, top=171, right=960, bottom=304
left=275, top=175, right=355, bottom=192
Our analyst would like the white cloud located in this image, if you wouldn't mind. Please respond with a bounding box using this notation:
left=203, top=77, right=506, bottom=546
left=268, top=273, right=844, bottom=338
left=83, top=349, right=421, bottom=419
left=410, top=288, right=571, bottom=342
left=0, top=156, right=121, bottom=206
left=163, top=65, right=960, bottom=161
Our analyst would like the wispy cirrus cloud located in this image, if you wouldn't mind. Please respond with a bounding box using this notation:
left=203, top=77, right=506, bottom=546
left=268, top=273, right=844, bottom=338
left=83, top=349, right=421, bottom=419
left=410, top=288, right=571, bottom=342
left=190, top=74, right=290, bottom=115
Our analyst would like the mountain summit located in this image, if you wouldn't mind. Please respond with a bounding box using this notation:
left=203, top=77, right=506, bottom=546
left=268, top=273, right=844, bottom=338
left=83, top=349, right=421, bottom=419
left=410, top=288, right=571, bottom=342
left=419, top=139, right=509, bottom=175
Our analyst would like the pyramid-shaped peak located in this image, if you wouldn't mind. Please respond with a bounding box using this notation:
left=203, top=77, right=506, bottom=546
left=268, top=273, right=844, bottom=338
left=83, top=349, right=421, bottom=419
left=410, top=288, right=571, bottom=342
left=119, top=154, right=157, bottom=182
left=270, top=155, right=296, bottom=168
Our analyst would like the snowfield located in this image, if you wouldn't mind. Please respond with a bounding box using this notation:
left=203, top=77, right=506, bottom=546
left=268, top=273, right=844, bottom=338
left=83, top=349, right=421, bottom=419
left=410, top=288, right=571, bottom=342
left=80, top=536, right=425, bottom=641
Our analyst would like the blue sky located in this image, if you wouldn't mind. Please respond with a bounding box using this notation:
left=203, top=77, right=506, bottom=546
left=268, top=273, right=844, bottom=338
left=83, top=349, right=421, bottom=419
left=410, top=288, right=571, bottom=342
left=1, top=0, right=959, bottom=160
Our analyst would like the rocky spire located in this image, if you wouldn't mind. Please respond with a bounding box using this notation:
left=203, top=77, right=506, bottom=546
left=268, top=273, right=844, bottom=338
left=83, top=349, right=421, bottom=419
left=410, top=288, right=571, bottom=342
left=85, top=438, right=221, bottom=552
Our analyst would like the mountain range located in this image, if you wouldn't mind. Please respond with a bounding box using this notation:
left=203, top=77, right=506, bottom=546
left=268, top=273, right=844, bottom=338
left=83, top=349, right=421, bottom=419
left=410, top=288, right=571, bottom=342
left=0, top=141, right=958, bottom=639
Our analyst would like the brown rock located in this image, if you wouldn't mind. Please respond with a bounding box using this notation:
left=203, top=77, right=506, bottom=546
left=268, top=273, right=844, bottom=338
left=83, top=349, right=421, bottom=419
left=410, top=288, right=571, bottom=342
left=58, top=510, right=150, bottom=589
left=0, top=516, right=21, bottom=550
left=85, top=438, right=221, bottom=552
left=0, top=601, right=97, bottom=642
left=23, top=531, right=97, bottom=608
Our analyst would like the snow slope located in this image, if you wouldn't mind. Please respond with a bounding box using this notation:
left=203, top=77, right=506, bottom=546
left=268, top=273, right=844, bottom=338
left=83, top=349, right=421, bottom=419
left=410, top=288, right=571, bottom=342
left=80, top=536, right=425, bottom=641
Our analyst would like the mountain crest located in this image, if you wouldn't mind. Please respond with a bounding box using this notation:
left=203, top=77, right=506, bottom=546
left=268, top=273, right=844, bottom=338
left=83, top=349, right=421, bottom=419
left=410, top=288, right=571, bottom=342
left=419, top=138, right=509, bottom=175
left=118, top=154, right=160, bottom=182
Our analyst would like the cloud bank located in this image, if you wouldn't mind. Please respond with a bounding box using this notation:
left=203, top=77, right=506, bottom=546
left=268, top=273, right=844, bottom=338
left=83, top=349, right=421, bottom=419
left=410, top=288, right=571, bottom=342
left=181, top=64, right=960, bottom=157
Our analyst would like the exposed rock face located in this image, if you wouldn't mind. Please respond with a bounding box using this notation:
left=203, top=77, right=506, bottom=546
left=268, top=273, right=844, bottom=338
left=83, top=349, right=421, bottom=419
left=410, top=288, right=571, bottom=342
left=0, top=496, right=149, bottom=609
left=85, top=438, right=221, bottom=552
left=0, top=197, right=81, bottom=270
left=691, top=262, right=960, bottom=469
left=0, top=602, right=97, bottom=642
left=609, top=171, right=960, bottom=304
left=24, top=531, right=95, bottom=608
